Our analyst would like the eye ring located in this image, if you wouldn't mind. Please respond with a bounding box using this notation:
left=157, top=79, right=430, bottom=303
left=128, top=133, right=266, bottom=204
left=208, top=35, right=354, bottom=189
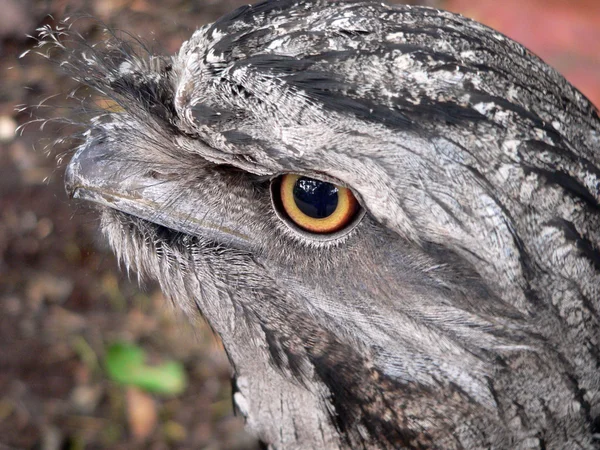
left=270, top=174, right=364, bottom=240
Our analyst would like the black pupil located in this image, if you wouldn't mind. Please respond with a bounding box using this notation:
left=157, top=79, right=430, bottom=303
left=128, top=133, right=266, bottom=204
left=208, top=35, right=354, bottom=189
left=293, top=177, right=339, bottom=219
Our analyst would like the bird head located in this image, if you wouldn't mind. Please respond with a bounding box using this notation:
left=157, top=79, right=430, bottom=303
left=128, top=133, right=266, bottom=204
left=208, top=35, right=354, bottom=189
left=44, top=0, right=600, bottom=447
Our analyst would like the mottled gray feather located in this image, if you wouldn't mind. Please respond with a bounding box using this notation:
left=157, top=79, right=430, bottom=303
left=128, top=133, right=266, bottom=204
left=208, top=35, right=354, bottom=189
left=37, top=0, right=600, bottom=448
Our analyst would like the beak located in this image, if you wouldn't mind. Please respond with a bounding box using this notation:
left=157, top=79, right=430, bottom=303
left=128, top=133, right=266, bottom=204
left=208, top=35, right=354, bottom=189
left=65, top=139, right=252, bottom=250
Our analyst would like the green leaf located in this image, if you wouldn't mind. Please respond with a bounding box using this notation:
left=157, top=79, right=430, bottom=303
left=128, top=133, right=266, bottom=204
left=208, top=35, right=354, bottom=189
left=105, top=342, right=187, bottom=396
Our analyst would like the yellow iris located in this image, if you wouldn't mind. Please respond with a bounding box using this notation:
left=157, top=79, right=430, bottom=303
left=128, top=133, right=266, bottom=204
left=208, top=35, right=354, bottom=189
left=279, top=174, right=358, bottom=234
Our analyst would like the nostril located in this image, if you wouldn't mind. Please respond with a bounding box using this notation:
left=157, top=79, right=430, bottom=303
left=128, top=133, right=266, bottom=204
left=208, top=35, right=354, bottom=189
left=64, top=157, right=80, bottom=198
left=147, top=170, right=162, bottom=179
left=145, top=170, right=178, bottom=181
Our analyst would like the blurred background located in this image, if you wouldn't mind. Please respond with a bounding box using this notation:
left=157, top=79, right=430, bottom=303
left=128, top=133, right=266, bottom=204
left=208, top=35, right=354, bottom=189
left=1, top=0, right=598, bottom=448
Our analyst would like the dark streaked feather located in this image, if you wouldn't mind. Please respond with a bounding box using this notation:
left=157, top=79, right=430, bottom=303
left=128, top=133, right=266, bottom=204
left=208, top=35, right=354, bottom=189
left=40, top=0, right=600, bottom=448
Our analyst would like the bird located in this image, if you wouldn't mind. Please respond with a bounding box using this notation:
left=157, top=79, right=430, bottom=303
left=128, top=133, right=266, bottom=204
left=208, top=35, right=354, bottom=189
left=40, top=0, right=600, bottom=447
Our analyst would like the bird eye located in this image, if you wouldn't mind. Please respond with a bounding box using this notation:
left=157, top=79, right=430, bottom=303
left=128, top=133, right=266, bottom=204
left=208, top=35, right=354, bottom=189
left=273, top=174, right=360, bottom=234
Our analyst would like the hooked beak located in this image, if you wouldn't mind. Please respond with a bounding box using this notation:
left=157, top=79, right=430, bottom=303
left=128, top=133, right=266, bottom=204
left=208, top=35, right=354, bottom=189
left=65, top=139, right=252, bottom=250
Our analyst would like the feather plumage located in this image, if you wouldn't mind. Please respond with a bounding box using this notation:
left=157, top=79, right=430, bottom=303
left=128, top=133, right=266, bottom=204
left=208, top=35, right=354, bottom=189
left=40, top=0, right=600, bottom=448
